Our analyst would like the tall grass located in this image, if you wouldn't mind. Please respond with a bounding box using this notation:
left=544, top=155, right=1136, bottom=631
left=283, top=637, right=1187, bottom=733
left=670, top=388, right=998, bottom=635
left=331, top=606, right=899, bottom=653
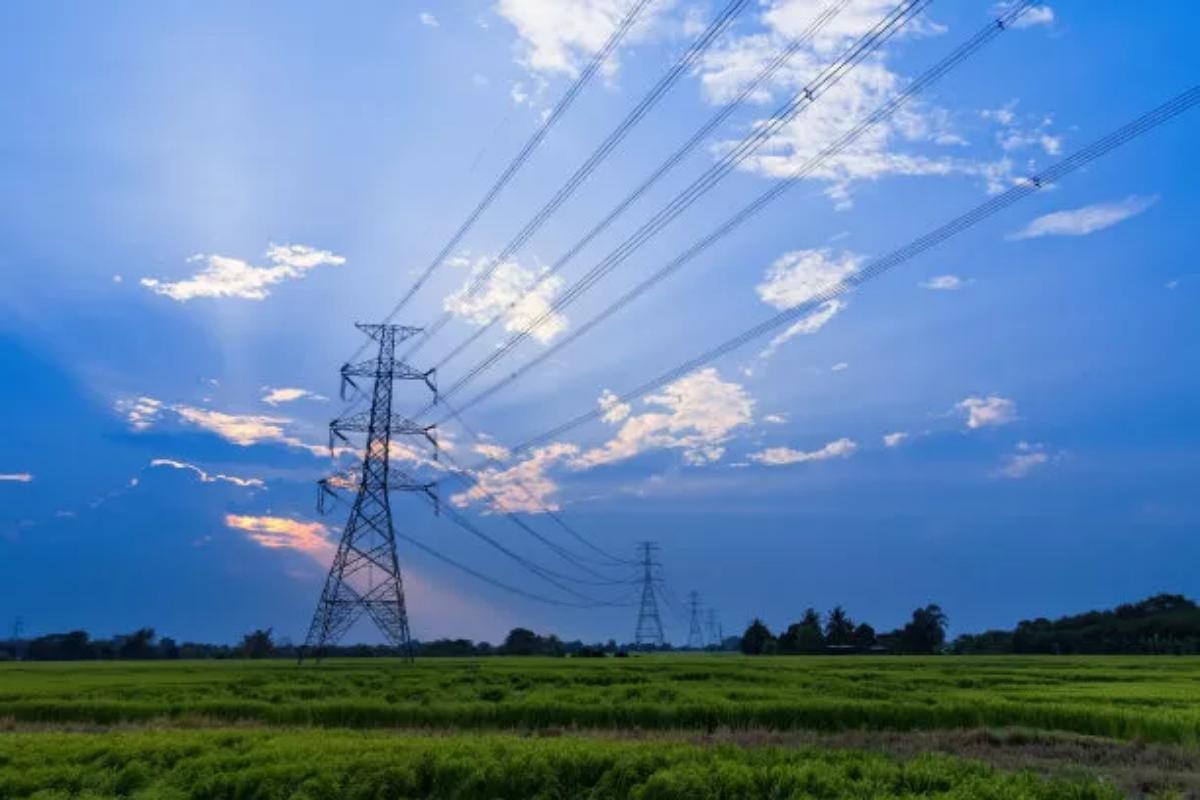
left=0, top=729, right=1125, bottom=800
left=2, top=656, right=1198, bottom=743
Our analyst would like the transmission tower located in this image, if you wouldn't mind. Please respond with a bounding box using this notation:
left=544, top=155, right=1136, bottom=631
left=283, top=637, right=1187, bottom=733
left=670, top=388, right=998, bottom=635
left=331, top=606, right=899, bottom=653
left=705, top=608, right=722, bottom=649
left=301, top=323, right=438, bottom=662
left=686, top=591, right=704, bottom=650
left=634, top=541, right=665, bottom=648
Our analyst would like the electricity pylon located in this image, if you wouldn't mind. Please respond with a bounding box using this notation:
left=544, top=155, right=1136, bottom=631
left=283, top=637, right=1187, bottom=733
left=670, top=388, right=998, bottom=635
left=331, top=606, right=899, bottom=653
left=686, top=591, right=704, bottom=650
left=301, top=323, right=438, bottom=662
left=705, top=608, right=722, bottom=649
left=633, top=541, right=664, bottom=648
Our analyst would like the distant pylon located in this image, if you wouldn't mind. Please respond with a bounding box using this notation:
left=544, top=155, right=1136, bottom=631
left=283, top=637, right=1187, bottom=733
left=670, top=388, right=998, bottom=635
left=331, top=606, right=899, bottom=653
left=301, top=323, right=438, bottom=663
left=633, top=541, right=664, bottom=648
left=705, top=608, right=722, bottom=649
left=686, top=591, right=704, bottom=649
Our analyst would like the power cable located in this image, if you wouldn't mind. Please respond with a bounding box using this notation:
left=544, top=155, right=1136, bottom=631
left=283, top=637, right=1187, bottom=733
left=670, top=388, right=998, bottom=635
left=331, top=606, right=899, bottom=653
left=403, top=0, right=754, bottom=360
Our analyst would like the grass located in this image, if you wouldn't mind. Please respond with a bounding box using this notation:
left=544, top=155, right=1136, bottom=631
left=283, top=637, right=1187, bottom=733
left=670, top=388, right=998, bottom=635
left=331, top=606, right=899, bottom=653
left=3, top=656, right=1199, bottom=797
left=0, top=728, right=1128, bottom=799
left=1, top=656, right=1199, bottom=744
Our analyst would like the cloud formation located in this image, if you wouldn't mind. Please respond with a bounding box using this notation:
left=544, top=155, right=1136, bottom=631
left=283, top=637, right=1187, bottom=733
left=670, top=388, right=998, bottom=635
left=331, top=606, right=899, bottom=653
left=919, top=275, right=968, bottom=290
left=575, top=368, right=754, bottom=468
left=150, top=459, right=265, bottom=489
left=995, top=441, right=1059, bottom=478
left=748, top=437, right=857, bottom=466
left=882, top=432, right=909, bottom=448
left=0, top=473, right=34, bottom=483
left=757, top=249, right=861, bottom=310
left=261, top=387, right=327, bottom=406
left=141, top=244, right=345, bottom=301
left=443, top=255, right=567, bottom=344
left=452, top=442, right=578, bottom=514
left=225, top=514, right=332, bottom=561
left=496, top=0, right=664, bottom=77
left=419, top=11, right=439, bottom=27
left=1009, top=196, right=1158, bottom=240
left=957, top=395, right=1018, bottom=430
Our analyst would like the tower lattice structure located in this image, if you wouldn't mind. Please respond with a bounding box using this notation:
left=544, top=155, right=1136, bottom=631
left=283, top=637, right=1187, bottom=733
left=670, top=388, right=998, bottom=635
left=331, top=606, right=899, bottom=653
left=301, top=323, right=438, bottom=662
left=686, top=590, right=704, bottom=649
left=633, top=541, right=665, bottom=648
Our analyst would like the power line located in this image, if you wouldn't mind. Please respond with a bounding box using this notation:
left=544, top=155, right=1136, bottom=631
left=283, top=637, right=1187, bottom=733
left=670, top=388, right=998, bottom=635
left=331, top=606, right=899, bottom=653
left=481, top=85, right=1200, bottom=460
left=404, top=0, right=754, bottom=360
left=439, top=1, right=1033, bottom=422
left=431, top=0, right=939, bottom=411
left=429, top=0, right=859, bottom=371
left=686, top=591, right=704, bottom=649
left=347, top=0, right=657, bottom=365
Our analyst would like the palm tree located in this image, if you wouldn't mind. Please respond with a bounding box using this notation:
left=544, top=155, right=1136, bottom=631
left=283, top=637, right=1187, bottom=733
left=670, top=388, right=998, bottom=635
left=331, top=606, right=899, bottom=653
left=824, top=606, right=855, bottom=647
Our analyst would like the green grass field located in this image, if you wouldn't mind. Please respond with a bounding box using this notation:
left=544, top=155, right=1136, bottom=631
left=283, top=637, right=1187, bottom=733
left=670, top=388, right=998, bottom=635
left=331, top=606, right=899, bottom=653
left=2, top=655, right=1199, bottom=798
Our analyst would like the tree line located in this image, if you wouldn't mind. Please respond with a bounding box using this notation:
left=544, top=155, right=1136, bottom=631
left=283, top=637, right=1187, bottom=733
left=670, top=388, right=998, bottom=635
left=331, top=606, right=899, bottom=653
left=5, top=594, right=1197, bottom=661
left=739, top=604, right=948, bottom=655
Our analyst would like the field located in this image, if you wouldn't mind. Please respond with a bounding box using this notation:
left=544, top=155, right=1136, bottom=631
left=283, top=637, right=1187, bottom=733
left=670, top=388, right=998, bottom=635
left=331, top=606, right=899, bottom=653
left=2, top=655, right=1199, bottom=798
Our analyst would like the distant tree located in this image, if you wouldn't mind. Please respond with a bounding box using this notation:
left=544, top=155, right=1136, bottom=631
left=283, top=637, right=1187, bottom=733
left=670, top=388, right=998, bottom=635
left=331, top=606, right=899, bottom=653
left=824, top=606, right=855, bottom=647
left=740, top=618, right=775, bottom=655
left=240, top=628, right=275, bottom=659
left=502, top=627, right=542, bottom=655
left=899, top=605, right=948, bottom=654
left=117, top=628, right=157, bottom=660
left=851, top=623, right=877, bottom=650
left=158, top=637, right=180, bottom=659
left=780, top=608, right=825, bottom=654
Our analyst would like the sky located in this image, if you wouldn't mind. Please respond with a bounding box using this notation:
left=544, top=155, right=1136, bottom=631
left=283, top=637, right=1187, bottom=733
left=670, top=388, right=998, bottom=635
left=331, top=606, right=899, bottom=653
left=1, top=1, right=1198, bottom=647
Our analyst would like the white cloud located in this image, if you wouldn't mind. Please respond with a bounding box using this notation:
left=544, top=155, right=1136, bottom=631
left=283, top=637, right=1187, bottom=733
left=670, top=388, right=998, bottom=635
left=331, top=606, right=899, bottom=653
left=112, top=274, right=123, bottom=283
left=0, top=473, right=33, bottom=483
left=496, top=0, right=665, bottom=78
left=150, top=459, right=265, bottom=489
left=882, top=431, right=909, bottom=448
left=919, top=274, right=968, bottom=291
left=473, top=443, right=512, bottom=462
left=225, top=514, right=333, bottom=561
left=419, top=11, right=439, bottom=27
left=117, top=396, right=357, bottom=460
left=116, top=396, right=164, bottom=430
left=756, top=299, right=847, bottom=364
left=141, top=244, right=344, bottom=301
left=1009, top=196, right=1158, bottom=241
left=748, top=437, right=857, bottom=466
left=452, top=443, right=578, bottom=514
left=597, top=390, right=631, bottom=424
left=757, top=249, right=862, bottom=310
left=261, top=387, right=327, bottom=406
left=831, top=362, right=849, bottom=372
left=574, top=368, right=754, bottom=468
left=1166, top=279, right=1180, bottom=291
left=994, top=441, right=1059, bottom=478
left=443, top=254, right=567, bottom=344
left=763, top=413, right=788, bottom=425
left=999, top=3, right=1054, bottom=29
left=956, top=395, right=1018, bottom=430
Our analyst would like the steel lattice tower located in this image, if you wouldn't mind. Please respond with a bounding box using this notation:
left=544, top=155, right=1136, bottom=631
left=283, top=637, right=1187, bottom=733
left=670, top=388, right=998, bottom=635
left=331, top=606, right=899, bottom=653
left=633, top=541, right=664, bottom=648
left=686, top=591, right=704, bottom=650
left=705, top=608, right=722, bottom=648
left=301, top=323, right=438, bottom=662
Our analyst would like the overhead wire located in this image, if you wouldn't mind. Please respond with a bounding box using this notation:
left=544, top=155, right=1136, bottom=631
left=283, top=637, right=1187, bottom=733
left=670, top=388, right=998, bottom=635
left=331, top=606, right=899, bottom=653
left=344, top=0, right=657, bottom=366
left=436, top=1, right=1033, bottom=422
left=427, top=0, right=858, bottom=370
left=468, top=85, right=1200, bottom=462
left=403, top=0, right=755, bottom=360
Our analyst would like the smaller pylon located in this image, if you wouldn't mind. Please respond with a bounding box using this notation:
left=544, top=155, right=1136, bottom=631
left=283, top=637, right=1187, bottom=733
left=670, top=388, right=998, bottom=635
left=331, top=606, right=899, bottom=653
left=705, top=608, right=722, bottom=649
left=686, top=591, right=704, bottom=650
left=633, top=542, right=665, bottom=648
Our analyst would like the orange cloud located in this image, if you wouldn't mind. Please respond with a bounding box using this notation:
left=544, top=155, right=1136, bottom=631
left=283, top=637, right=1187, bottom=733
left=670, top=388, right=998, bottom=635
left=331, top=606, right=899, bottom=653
left=224, top=514, right=333, bottom=561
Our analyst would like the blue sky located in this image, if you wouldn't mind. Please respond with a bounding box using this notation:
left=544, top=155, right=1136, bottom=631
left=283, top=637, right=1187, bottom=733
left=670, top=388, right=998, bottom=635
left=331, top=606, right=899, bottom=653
left=1, top=1, right=1197, bottom=646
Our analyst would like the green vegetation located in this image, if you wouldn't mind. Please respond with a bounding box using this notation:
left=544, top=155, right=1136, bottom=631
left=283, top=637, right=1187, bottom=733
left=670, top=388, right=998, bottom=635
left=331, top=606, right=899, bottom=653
left=2, top=655, right=1200, bottom=744
left=952, top=594, right=1200, bottom=655
left=0, top=728, right=1125, bottom=799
